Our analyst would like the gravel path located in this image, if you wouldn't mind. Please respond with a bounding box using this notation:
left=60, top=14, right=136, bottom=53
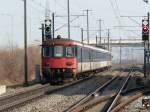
left=4, top=72, right=115, bottom=112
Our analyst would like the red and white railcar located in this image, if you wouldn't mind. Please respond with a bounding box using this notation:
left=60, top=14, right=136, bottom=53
left=42, top=38, right=111, bottom=84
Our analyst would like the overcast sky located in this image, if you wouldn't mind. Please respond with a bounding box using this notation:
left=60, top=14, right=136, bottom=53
left=0, top=0, right=149, bottom=47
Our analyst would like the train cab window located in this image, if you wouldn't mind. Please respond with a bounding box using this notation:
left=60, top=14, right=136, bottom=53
left=54, top=46, right=63, bottom=57
left=65, top=46, right=74, bottom=57
left=43, top=46, right=52, bottom=57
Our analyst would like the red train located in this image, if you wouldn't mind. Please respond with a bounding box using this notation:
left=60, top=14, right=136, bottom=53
left=41, top=37, right=112, bottom=84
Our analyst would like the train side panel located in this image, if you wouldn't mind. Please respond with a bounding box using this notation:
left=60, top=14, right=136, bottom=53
left=77, top=45, right=111, bottom=74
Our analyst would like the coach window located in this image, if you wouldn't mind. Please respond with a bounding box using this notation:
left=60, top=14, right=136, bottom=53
left=66, top=46, right=74, bottom=57
left=43, top=46, right=52, bottom=57
left=54, top=46, right=63, bottom=57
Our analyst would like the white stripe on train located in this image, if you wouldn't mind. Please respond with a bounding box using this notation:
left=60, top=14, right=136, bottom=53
left=77, top=61, right=112, bottom=73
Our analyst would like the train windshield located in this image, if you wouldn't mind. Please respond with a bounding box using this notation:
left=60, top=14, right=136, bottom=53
left=54, top=46, right=63, bottom=57
left=43, top=46, right=52, bottom=57
left=65, top=46, right=75, bottom=57
left=43, top=46, right=75, bottom=57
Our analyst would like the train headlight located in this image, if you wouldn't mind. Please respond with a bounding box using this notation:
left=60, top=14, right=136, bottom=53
left=66, top=62, right=73, bottom=66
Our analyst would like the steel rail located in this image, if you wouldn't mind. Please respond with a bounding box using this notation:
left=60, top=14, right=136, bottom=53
left=111, top=89, right=150, bottom=112
left=0, top=76, right=94, bottom=111
left=0, top=84, right=49, bottom=101
left=73, top=69, right=150, bottom=112
left=64, top=73, right=119, bottom=112
left=106, top=69, right=133, bottom=112
left=67, top=83, right=150, bottom=112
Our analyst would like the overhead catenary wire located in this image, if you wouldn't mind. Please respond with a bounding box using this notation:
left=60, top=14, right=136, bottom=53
left=121, top=16, right=141, bottom=25
left=124, top=30, right=141, bottom=37
left=113, top=0, right=142, bottom=39
left=54, top=0, right=67, bottom=11
left=108, top=0, right=122, bottom=38
left=32, top=0, right=51, bottom=11
left=108, top=0, right=132, bottom=39
left=55, top=16, right=80, bottom=31
left=108, top=0, right=121, bottom=25
left=114, top=0, right=121, bottom=16
left=54, top=0, right=82, bottom=14
left=26, top=0, right=134, bottom=42
left=53, top=0, right=87, bottom=39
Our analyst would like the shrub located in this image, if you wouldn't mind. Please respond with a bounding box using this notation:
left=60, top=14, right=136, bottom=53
left=0, top=45, right=41, bottom=85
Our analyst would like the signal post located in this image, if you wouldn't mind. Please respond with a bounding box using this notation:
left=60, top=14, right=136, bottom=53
left=142, top=13, right=150, bottom=78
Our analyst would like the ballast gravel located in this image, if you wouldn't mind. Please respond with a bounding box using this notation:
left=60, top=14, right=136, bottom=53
left=4, top=72, right=115, bottom=112
left=122, top=96, right=150, bottom=112
left=0, top=84, right=44, bottom=97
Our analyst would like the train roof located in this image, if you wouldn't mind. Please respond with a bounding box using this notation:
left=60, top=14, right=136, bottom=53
left=42, top=38, right=111, bottom=54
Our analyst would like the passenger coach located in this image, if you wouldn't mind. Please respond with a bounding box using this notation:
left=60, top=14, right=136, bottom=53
left=42, top=37, right=112, bottom=84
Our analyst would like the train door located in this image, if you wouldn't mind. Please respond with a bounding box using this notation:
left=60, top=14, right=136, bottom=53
left=90, top=49, right=94, bottom=70
left=77, top=46, right=82, bottom=73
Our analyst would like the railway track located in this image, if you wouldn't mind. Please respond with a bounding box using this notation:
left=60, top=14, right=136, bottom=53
left=65, top=68, right=136, bottom=112
left=1, top=68, right=147, bottom=112
left=105, top=69, right=133, bottom=112
left=0, top=75, right=95, bottom=112
left=111, top=87, right=150, bottom=112
left=65, top=67, right=150, bottom=112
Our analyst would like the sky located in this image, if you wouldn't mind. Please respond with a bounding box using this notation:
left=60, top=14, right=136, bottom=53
left=0, top=0, right=149, bottom=47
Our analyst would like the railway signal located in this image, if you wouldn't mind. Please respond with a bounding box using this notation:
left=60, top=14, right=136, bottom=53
left=45, top=19, right=52, bottom=39
left=142, top=19, right=149, bottom=41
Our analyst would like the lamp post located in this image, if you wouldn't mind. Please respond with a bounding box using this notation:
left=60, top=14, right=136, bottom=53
left=67, top=0, right=70, bottom=39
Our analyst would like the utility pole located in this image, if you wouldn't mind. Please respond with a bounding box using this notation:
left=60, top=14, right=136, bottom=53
left=107, top=29, right=110, bottom=51
left=81, top=28, right=84, bottom=43
left=148, top=12, right=150, bottom=75
left=144, top=42, right=147, bottom=77
left=98, top=19, right=102, bottom=44
left=24, top=0, right=28, bottom=86
left=41, top=23, right=45, bottom=64
left=96, top=35, right=98, bottom=46
left=67, top=0, right=71, bottom=39
left=84, top=9, right=91, bottom=44
left=41, top=24, right=45, bottom=42
left=52, top=13, right=55, bottom=38
left=104, top=39, right=106, bottom=48
left=120, top=38, right=122, bottom=66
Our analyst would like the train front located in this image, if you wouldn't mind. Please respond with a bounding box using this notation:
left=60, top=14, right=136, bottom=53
left=42, top=39, right=77, bottom=84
